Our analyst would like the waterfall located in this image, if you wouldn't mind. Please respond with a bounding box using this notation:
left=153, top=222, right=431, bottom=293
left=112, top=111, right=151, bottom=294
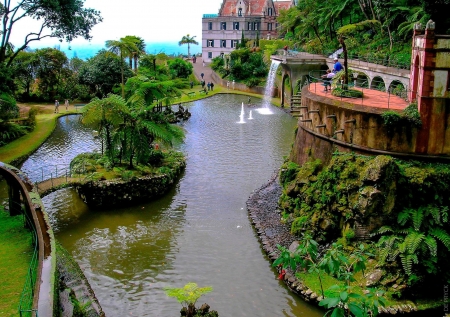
left=258, top=60, right=280, bottom=115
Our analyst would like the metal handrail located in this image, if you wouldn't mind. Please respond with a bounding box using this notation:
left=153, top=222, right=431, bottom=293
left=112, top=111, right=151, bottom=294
left=18, top=200, right=39, bottom=317
left=274, top=50, right=411, bottom=70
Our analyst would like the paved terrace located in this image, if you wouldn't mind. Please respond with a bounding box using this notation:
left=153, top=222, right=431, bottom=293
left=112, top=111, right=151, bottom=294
left=307, top=82, right=409, bottom=110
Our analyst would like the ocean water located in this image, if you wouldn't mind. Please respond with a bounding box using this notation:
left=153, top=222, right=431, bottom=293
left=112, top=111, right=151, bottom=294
left=30, top=42, right=202, bottom=60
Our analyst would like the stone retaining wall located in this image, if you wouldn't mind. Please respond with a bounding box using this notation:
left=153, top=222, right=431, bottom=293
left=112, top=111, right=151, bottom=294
left=75, top=163, right=185, bottom=208
left=290, top=87, right=450, bottom=166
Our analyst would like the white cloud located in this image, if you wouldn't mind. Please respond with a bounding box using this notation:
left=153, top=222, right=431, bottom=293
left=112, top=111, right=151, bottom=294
left=10, top=0, right=223, bottom=47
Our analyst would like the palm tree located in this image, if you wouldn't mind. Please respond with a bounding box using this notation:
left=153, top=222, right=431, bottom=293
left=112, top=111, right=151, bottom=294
left=105, top=37, right=140, bottom=97
left=178, top=34, right=198, bottom=58
left=123, top=35, right=146, bottom=72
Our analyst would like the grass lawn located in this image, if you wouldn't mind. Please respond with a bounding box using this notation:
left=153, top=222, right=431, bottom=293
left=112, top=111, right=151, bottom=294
left=0, top=104, right=80, bottom=165
left=0, top=208, right=34, bottom=317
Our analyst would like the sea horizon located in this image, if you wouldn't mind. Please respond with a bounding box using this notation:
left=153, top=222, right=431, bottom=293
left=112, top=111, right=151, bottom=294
left=29, top=41, right=202, bottom=60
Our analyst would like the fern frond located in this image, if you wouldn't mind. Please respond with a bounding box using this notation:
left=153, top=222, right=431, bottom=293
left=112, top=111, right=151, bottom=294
left=411, top=208, right=424, bottom=231
left=397, top=208, right=411, bottom=226
left=441, top=206, right=449, bottom=224
left=430, top=228, right=450, bottom=251
left=405, top=232, right=425, bottom=254
left=372, top=226, right=393, bottom=237
left=424, top=236, right=438, bottom=257
left=428, top=206, right=441, bottom=225
left=399, top=254, right=414, bottom=275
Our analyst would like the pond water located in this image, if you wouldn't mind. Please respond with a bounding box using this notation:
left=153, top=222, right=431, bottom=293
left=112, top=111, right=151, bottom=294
left=34, top=95, right=324, bottom=317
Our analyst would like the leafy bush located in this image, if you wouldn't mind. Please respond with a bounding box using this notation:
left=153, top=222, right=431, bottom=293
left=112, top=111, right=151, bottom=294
left=331, top=87, right=363, bottom=98
left=168, top=58, right=193, bottom=78
left=26, top=106, right=38, bottom=128
left=0, top=93, right=19, bottom=121
left=245, top=77, right=261, bottom=88
left=0, top=122, right=28, bottom=146
left=403, top=102, right=422, bottom=128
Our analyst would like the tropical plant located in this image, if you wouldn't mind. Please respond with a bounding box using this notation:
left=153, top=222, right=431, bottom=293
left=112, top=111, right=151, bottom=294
left=81, top=94, right=129, bottom=157
left=106, top=37, right=141, bottom=97
left=164, top=283, right=214, bottom=317
left=320, top=285, right=386, bottom=317
left=178, top=34, right=199, bottom=57
left=373, top=205, right=450, bottom=276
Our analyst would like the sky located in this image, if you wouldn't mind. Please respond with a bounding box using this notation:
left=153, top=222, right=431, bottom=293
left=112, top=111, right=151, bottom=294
left=10, top=0, right=224, bottom=54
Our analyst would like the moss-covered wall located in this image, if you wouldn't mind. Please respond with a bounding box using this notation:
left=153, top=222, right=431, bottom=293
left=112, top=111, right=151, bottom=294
left=279, top=154, right=450, bottom=241
left=75, top=162, right=185, bottom=208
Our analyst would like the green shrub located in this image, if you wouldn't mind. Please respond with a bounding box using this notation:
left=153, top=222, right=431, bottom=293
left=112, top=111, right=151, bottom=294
left=120, top=170, right=134, bottom=181
left=331, top=88, right=363, bottom=98
left=403, top=102, right=422, bottom=128
left=26, top=106, right=38, bottom=128
left=245, top=77, right=261, bottom=88
left=0, top=92, right=19, bottom=121
left=381, top=110, right=401, bottom=127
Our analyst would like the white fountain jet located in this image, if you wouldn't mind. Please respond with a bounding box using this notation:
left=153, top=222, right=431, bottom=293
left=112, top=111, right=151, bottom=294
left=238, top=102, right=246, bottom=123
left=248, top=110, right=253, bottom=120
left=257, top=60, right=280, bottom=115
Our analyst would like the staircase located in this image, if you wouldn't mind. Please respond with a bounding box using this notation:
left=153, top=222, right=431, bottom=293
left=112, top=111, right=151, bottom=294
left=290, top=93, right=303, bottom=117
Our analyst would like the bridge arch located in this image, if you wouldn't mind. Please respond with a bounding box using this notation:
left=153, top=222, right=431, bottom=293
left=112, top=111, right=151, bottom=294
left=389, top=80, right=407, bottom=99
left=370, top=76, right=386, bottom=91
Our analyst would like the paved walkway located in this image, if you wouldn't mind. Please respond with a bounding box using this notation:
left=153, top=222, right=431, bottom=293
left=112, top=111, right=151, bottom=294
left=308, top=82, right=408, bottom=110
left=191, top=57, right=215, bottom=85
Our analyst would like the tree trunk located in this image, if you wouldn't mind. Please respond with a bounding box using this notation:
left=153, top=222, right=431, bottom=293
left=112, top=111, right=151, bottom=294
left=186, top=304, right=196, bottom=317
left=121, top=51, right=125, bottom=98
left=339, top=36, right=349, bottom=86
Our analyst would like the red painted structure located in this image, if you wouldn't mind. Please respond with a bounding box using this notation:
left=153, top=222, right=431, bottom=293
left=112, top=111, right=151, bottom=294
left=409, top=20, right=450, bottom=155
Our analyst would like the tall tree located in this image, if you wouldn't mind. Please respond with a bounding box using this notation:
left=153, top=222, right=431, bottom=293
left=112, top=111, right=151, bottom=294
left=123, top=35, right=146, bottom=72
left=106, top=37, right=140, bottom=97
left=78, top=50, right=133, bottom=98
left=178, top=34, right=198, bottom=57
left=0, top=0, right=102, bottom=66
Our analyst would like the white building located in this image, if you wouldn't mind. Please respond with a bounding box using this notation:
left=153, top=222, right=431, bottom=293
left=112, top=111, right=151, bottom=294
left=202, top=0, right=294, bottom=62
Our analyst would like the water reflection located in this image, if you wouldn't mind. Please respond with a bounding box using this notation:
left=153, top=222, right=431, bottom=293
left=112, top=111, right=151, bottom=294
left=20, top=114, right=101, bottom=182
left=39, top=95, right=324, bottom=317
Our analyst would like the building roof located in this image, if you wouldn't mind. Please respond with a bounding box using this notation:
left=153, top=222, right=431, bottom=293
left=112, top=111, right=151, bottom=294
left=274, top=1, right=292, bottom=12
left=219, top=0, right=291, bottom=17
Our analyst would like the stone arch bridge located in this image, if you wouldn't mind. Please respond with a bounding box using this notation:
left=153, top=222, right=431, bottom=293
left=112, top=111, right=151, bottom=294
left=272, top=51, right=410, bottom=106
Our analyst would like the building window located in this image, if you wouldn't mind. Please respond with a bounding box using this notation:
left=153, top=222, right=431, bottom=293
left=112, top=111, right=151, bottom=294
left=253, top=22, right=258, bottom=30
left=238, top=8, right=242, bottom=16
left=208, top=52, right=212, bottom=59
left=268, top=8, right=273, bottom=16
left=221, top=22, right=226, bottom=30
left=232, top=40, right=238, bottom=48
left=207, top=40, right=214, bottom=47
left=233, top=22, right=239, bottom=30
left=208, top=22, right=212, bottom=30
left=221, top=40, right=226, bottom=48
left=247, top=22, right=252, bottom=30
left=268, top=23, right=272, bottom=31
